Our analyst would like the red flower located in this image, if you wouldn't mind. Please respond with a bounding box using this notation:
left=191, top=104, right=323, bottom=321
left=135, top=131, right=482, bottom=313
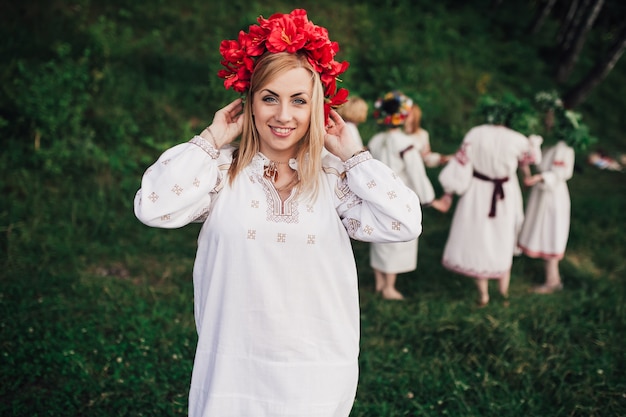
left=219, top=39, right=244, bottom=64
left=265, top=15, right=307, bottom=53
left=288, top=8, right=309, bottom=21
left=244, top=25, right=268, bottom=57
left=307, top=47, right=334, bottom=72
left=323, top=88, right=349, bottom=123
left=320, top=61, right=349, bottom=96
left=328, top=88, right=349, bottom=107
left=327, top=59, right=350, bottom=77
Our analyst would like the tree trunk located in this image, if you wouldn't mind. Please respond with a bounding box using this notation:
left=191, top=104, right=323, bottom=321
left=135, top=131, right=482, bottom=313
left=555, top=0, right=605, bottom=83
left=562, top=26, right=626, bottom=108
left=556, top=0, right=581, bottom=48
left=528, top=0, right=557, bottom=35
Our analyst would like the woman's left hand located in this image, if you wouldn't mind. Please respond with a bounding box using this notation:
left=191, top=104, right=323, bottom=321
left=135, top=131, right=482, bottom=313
left=324, top=110, right=363, bottom=162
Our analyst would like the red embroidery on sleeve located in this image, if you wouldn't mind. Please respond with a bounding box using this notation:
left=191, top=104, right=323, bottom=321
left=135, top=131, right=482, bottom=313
left=455, top=143, right=470, bottom=166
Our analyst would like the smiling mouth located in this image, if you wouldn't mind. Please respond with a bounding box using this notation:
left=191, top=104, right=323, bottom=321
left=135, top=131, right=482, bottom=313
left=271, top=126, right=294, bottom=135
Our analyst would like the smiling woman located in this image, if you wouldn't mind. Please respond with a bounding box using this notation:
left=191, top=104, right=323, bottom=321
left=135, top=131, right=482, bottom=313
left=236, top=53, right=319, bottom=198
left=133, top=9, right=422, bottom=417
left=252, top=65, right=312, bottom=197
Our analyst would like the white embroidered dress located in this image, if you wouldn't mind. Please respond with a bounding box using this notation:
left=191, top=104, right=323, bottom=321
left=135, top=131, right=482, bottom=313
left=407, top=128, right=444, bottom=168
left=134, top=136, right=422, bottom=417
left=518, top=141, right=574, bottom=259
left=367, top=129, right=432, bottom=273
left=438, top=125, right=542, bottom=279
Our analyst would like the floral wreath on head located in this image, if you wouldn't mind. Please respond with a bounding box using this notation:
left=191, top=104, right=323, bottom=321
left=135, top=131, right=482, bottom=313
left=475, top=93, right=539, bottom=135
left=534, top=90, right=597, bottom=151
left=217, top=9, right=350, bottom=122
left=373, top=91, right=413, bottom=127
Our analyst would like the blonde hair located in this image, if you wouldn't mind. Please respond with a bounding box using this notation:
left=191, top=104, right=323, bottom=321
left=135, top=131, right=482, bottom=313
left=228, top=52, right=325, bottom=199
left=405, top=104, right=423, bottom=134
left=337, top=96, right=368, bottom=124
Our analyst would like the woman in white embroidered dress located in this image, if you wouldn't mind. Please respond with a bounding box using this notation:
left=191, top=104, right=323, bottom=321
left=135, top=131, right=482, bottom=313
left=134, top=10, right=421, bottom=417
left=368, top=91, right=433, bottom=300
left=518, top=139, right=574, bottom=293
left=432, top=97, right=542, bottom=306
left=518, top=92, right=588, bottom=294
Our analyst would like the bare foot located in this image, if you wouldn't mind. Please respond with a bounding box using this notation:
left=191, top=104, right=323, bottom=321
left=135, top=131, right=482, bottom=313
left=381, top=287, right=405, bottom=300
left=501, top=291, right=510, bottom=307
left=476, top=296, right=489, bottom=308
left=532, top=283, right=563, bottom=294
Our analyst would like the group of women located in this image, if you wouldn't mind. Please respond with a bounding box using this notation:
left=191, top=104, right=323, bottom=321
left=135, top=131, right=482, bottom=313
left=358, top=90, right=575, bottom=306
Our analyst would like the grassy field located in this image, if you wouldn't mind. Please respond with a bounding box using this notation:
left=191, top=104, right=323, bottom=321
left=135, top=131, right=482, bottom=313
left=1, top=0, right=625, bottom=416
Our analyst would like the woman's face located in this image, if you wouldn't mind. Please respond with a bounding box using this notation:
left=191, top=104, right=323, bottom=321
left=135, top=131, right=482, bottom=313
left=252, top=67, right=312, bottom=159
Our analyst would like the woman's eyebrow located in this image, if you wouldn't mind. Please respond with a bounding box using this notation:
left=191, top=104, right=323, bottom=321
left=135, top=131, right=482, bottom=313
left=260, top=88, right=309, bottom=98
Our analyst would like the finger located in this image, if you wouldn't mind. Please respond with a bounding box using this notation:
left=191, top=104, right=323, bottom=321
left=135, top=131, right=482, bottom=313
left=218, top=98, right=242, bottom=117
left=229, top=104, right=243, bottom=119
left=328, top=109, right=346, bottom=127
left=334, top=110, right=344, bottom=122
left=226, top=103, right=244, bottom=121
left=226, top=97, right=243, bottom=109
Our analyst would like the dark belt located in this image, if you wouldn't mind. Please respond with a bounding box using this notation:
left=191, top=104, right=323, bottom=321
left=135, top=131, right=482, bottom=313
left=473, top=170, right=509, bottom=217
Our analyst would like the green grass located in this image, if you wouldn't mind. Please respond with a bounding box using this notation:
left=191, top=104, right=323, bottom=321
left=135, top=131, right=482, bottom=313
left=2, top=0, right=626, bottom=415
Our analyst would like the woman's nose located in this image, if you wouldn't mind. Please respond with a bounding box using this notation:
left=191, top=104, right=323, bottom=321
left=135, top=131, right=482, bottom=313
left=274, top=103, right=293, bottom=122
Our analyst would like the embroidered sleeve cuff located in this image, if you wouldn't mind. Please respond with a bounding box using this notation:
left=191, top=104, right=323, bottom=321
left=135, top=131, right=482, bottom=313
left=189, top=135, right=220, bottom=159
left=344, top=150, right=372, bottom=171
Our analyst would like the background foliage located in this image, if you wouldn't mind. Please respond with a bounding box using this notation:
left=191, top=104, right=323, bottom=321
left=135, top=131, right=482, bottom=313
left=1, top=0, right=625, bottom=416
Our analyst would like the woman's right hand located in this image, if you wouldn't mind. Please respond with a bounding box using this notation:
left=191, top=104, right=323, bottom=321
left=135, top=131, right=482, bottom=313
left=524, top=174, right=543, bottom=187
left=201, top=98, right=244, bottom=148
left=431, top=193, right=453, bottom=213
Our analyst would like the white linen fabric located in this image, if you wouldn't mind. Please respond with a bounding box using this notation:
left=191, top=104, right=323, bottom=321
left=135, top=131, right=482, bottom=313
left=518, top=141, right=574, bottom=259
left=407, top=128, right=443, bottom=168
left=367, top=129, right=432, bottom=273
left=134, top=136, right=422, bottom=416
left=368, top=129, right=435, bottom=205
left=344, top=121, right=364, bottom=148
left=438, top=124, right=542, bottom=279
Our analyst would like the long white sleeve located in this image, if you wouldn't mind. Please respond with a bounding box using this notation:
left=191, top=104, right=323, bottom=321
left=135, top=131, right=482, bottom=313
left=326, top=152, right=422, bottom=243
left=134, top=136, right=228, bottom=228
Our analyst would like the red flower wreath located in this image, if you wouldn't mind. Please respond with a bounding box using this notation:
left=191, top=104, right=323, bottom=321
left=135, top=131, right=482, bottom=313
left=217, top=9, right=350, bottom=122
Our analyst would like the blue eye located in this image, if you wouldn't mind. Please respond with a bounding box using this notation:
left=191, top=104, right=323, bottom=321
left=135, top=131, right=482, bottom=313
left=293, top=98, right=307, bottom=105
left=262, top=96, right=278, bottom=103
